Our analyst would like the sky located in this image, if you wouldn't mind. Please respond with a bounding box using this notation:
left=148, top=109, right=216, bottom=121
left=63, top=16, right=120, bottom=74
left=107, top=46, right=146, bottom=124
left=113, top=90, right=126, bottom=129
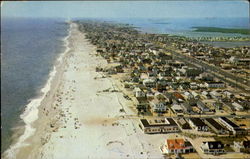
left=1, top=1, right=249, bottom=19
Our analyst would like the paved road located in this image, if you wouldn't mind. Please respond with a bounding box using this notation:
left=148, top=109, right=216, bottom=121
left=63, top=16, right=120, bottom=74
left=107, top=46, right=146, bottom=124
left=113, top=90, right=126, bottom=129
left=163, top=47, right=250, bottom=94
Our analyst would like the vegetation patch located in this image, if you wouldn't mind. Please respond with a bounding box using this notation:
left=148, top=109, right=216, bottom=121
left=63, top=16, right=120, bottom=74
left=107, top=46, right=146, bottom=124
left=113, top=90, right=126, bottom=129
left=193, top=27, right=250, bottom=35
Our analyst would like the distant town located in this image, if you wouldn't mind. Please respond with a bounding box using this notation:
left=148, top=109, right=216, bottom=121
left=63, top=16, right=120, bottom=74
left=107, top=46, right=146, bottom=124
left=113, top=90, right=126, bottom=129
left=77, top=20, right=250, bottom=158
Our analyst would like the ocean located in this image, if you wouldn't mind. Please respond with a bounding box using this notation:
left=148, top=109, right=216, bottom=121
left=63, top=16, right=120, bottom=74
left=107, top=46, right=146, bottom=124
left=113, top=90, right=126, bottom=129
left=1, top=16, right=249, bottom=155
left=1, top=18, right=69, bottom=153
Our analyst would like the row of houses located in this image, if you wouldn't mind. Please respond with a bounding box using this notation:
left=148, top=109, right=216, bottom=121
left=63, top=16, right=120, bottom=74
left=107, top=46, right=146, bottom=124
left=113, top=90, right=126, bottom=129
left=160, top=138, right=227, bottom=155
left=139, top=116, right=247, bottom=136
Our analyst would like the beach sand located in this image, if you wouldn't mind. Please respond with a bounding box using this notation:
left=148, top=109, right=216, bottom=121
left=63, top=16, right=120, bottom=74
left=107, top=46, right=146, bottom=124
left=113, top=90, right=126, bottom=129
left=4, top=23, right=168, bottom=159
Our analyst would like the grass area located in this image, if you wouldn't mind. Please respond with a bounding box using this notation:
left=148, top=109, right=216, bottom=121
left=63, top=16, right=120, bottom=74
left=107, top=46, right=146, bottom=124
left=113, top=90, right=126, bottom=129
left=193, top=27, right=250, bottom=35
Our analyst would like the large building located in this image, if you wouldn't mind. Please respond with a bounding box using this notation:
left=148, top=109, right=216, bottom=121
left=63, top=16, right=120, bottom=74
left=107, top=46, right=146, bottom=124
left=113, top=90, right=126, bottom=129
left=218, top=117, right=246, bottom=136
left=139, top=118, right=179, bottom=134
left=204, top=118, right=228, bottom=135
left=160, top=138, right=195, bottom=154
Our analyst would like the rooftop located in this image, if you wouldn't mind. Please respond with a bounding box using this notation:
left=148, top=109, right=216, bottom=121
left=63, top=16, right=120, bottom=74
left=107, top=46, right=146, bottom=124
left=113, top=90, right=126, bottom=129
left=189, top=118, right=207, bottom=127
left=166, top=139, right=185, bottom=150
left=140, top=118, right=178, bottom=127
left=205, top=118, right=226, bottom=130
left=203, top=141, right=224, bottom=150
left=220, top=117, right=239, bottom=128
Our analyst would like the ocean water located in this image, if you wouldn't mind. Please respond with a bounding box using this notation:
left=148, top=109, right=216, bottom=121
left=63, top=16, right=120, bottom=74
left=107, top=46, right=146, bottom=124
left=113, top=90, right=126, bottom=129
left=1, top=18, right=69, bottom=153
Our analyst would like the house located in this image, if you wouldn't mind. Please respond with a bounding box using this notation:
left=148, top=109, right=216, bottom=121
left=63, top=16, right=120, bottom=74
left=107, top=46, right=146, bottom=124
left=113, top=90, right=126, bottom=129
left=160, top=138, right=195, bottom=154
left=213, top=102, right=223, bottom=110
left=139, top=118, right=179, bottom=134
left=201, top=91, right=211, bottom=99
left=181, top=102, right=193, bottom=114
left=210, top=91, right=222, bottom=100
left=177, top=118, right=192, bottom=130
left=218, top=117, right=246, bottom=136
left=183, top=91, right=193, bottom=100
left=232, top=102, right=244, bottom=111
left=205, top=82, right=225, bottom=88
left=196, top=100, right=211, bottom=113
left=185, top=68, right=202, bottom=78
left=200, top=141, right=225, bottom=155
left=146, top=91, right=154, bottom=100
left=135, top=98, right=149, bottom=112
left=133, top=87, right=146, bottom=99
left=234, top=141, right=250, bottom=153
left=188, top=118, right=208, bottom=131
left=190, top=91, right=200, bottom=99
left=173, top=92, right=185, bottom=103
left=204, top=118, right=228, bottom=135
left=142, top=78, right=156, bottom=88
left=171, top=104, right=184, bottom=115
left=150, top=98, right=167, bottom=113
left=190, top=82, right=198, bottom=90
left=156, top=79, right=168, bottom=92
left=179, top=82, right=190, bottom=90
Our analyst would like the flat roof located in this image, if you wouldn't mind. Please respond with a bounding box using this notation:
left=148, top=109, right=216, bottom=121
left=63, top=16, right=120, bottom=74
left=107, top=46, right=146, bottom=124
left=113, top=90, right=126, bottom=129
left=205, top=118, right=225, bottom=130
left=220, top=117, right=239, bottom=128
left=140, top=118, right=178, bottom=127
left=189, top=118, right=207, bottom=127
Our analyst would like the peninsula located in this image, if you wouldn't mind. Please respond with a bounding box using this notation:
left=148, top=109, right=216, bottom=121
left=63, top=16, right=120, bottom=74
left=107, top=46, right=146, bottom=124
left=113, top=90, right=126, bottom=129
left=4, top=21, right=250, bottom=159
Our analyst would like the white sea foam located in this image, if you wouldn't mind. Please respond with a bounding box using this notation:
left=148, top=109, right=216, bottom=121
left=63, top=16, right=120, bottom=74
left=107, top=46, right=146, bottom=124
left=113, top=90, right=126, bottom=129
left=3, top=22, right=73, bottom=159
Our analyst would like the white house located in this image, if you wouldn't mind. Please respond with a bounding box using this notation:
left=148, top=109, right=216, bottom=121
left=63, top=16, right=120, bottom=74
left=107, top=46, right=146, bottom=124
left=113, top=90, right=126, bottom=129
left=200, top=141, right=224, bottom=155
left=232, top=102, right=243, bottom=111
left=143, top=78, right=156, bottom=88
left=150, top=98, right=167, bottom=113
left=133, top=87, right=146, bottom=98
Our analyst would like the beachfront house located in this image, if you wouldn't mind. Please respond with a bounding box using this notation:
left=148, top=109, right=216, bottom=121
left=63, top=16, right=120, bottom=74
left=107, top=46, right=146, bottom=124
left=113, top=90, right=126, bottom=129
left=234, top=141, right=250, bottom=153
left=133, top=87, right=146, bottom=99
left=160, top=138, right=195, bottom=154
left=139, top=118, right=179, bottom=134
left=200, top=141, right=225, bottom=155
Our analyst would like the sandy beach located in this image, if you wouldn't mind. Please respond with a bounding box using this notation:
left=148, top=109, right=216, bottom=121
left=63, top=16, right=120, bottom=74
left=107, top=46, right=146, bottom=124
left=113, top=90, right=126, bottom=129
left=2, top=23, right=168, bottom=159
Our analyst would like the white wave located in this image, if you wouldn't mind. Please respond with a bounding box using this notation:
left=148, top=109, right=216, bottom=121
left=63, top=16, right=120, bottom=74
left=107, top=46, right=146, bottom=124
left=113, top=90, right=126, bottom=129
left=3, top=22, right=73, bottom=159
